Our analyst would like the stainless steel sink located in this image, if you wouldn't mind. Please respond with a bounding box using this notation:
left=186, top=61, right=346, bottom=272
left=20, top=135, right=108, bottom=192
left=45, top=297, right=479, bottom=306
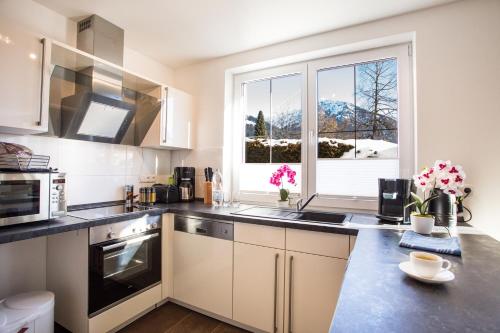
left=232, top=207, right=350, bottom=225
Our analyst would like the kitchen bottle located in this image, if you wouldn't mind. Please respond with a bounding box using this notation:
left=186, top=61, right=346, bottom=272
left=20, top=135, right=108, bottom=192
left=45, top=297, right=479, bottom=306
left=212, top=169, right=224, bottom=207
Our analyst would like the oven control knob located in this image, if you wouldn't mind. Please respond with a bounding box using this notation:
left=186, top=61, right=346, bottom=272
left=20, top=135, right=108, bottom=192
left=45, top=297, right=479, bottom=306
left=132, top=228, right=136, bottom=233
left=151, top=223, right=157, bottom=229
left=107, top=232, right=116, bottom=239
left=55, top=185, right=63, bottom=190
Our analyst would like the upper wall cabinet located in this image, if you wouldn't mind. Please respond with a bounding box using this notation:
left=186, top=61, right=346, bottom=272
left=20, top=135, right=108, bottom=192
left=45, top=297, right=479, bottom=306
left=141, top=86, right=194, bottom=150
left=0, top=22, right=51, bottom=134
left=0, top=23, right=194, bottom=150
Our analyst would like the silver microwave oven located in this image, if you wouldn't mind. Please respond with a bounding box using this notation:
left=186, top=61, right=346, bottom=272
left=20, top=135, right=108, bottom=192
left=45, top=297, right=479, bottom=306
left=0, top=171, right=67, bottom=227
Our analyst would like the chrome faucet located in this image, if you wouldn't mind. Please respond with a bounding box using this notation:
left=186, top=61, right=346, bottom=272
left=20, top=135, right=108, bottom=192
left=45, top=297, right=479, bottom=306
left=296, top=193, right=319, bottom=212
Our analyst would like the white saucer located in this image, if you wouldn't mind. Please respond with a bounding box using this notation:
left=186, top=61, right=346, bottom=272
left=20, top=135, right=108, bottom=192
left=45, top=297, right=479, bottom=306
left=399, top=261, right=455, bottom=284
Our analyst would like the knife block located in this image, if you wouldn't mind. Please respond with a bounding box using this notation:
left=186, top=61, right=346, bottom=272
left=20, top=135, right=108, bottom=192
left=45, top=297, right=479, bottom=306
left=204, top=181, right=213, bottom=205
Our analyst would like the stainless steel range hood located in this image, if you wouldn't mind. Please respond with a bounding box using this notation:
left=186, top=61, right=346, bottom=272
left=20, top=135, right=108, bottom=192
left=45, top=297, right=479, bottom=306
left=55, top=15, right=160, bottom=145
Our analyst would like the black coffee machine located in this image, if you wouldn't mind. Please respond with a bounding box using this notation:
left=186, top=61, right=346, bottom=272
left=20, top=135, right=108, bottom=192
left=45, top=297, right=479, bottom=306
left=377, top=178, right=415, bottom=223
left=174, top=167, right=196, bottom=202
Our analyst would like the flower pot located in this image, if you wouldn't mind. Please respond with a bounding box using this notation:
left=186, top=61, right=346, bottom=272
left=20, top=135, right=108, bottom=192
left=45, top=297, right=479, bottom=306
left=276, top=200, right=289, bottom=208
left=410, top=215, right=435, bottom=235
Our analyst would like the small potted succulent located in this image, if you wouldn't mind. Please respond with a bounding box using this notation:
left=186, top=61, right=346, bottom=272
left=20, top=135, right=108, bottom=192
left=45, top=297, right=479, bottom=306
left=406, top=160, right=466, bottom=234
left=269, top=164, right=297, bottom=207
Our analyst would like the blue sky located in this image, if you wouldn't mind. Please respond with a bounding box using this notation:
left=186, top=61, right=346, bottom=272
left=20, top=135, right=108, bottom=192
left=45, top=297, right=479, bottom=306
left=244, top=59, right=397, bottom=119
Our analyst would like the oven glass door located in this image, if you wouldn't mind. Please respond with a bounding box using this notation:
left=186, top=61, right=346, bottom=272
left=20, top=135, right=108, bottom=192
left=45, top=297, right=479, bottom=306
left=0, top=180, right=41, bottom=219
left=89, top=229, right=161, bottom=316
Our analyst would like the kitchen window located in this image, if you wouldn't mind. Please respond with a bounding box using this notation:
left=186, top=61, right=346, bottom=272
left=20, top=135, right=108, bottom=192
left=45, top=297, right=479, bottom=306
left=233, top=44, right=413, bottom=209
left=235, top=63, right=307, bottom=197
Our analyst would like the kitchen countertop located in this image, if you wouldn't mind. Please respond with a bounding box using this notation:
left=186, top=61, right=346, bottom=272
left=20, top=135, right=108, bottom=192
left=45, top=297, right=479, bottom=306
left=0, top=201, right=374, bottom=244
left=0, top=201, right=498, bottom=332
left=0, top=201, right=481, bottom=244
left=331, top=228, right=500, bottom=333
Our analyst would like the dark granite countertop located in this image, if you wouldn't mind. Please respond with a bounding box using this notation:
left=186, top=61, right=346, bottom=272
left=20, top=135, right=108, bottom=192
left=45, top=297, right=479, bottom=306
left=0, top=200, right=477, bottom=244
left=0, top=201, right=498, bottom=332
left=0, top=201, right=373, bottom=244
left=331, top=228, right=500, bottom=333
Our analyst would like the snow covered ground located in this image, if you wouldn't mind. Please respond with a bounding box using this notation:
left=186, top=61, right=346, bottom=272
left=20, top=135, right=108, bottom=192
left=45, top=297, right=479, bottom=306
left=246, top=137, right=397, bottom=159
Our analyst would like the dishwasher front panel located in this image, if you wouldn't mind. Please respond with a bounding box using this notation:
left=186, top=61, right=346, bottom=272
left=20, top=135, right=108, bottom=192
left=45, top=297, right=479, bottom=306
left=174, top=215, right=233, bottom=240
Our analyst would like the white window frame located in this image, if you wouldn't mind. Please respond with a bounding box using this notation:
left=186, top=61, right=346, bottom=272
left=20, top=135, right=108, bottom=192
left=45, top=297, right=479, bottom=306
left=232, top=43, right=414, bottom=210
left=307, top=44, right=414, bottom=210
left=232, top=63, right=308, bottom=204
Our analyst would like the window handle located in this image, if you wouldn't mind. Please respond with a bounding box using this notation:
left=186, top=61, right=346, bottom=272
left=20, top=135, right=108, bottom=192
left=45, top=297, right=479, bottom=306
left=309, top=130, right=315, bottom=143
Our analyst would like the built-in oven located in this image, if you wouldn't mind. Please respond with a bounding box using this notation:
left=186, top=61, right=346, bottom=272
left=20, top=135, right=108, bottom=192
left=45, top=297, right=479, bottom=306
left=0, top=171, right=66, bottom=227
left=88, top=214, right=161, bottom=317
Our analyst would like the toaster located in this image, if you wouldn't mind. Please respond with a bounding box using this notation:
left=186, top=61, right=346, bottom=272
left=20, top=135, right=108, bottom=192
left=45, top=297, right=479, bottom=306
left=152, top=184, right=180, bottom=204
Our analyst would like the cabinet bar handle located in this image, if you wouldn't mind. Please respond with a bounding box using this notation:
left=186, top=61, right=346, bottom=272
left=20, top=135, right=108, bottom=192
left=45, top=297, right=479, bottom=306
left=288, top=255, right=293, bottom=333
left=37, top=38, right=46, bottom=126
left=163, top=86, right=169, bottom=143
left=273, top=253, right=279, bottom=333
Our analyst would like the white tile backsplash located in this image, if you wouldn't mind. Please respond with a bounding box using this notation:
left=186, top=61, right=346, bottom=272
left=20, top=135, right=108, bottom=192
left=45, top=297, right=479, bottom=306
left=66, top=174, right=127, bottom=205
left=0, top=134, right=172, bottom=205
left=58, top=139, right=128, bottom=176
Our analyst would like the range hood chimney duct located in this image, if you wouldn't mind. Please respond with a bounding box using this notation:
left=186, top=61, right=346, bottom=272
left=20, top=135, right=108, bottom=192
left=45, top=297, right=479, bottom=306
left=77, top=15, right=124, bottom=67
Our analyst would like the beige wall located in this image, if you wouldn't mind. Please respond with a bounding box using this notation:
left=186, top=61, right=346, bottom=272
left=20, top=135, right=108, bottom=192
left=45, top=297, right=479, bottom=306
left=173, top=0, right=500, bottom=240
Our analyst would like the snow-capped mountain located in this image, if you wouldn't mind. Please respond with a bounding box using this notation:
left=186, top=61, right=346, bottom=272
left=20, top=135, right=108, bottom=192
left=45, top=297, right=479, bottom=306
left=246, top=99, right=397, bottom=142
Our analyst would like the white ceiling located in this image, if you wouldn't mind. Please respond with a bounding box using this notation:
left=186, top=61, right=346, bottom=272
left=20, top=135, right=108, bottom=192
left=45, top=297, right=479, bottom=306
left=35, top=0, right=455, bottom=68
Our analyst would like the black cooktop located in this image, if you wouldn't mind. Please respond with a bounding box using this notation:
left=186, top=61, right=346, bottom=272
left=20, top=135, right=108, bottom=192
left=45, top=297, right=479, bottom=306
left=0, top=168, right=58, bottom=173
left=68, top=204, right=153, bottom=220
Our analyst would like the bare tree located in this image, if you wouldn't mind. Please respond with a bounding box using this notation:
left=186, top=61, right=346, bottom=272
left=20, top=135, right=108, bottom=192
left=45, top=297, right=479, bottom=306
left=272, top=109, right=301, bottom=139
left=317, top=106, right=338, bottom=137
left=356, top=60, right=398, bottom=138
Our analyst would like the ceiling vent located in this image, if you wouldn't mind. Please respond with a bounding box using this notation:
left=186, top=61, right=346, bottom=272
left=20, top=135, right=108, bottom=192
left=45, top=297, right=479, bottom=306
left=78, top=18, right=92, bottom=33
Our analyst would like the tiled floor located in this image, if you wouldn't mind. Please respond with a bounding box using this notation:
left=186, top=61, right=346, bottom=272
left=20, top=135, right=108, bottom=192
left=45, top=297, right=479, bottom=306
left=118, top=302, right=248, bottom=333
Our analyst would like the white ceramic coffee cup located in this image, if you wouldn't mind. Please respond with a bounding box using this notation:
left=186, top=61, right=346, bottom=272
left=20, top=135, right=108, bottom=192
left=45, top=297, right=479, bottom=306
left=409, top=251, right=451, bottom=278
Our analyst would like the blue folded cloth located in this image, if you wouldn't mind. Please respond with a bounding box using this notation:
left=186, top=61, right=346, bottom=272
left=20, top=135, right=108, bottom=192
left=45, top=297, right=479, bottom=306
left=399, top=230, right=462, bottom=256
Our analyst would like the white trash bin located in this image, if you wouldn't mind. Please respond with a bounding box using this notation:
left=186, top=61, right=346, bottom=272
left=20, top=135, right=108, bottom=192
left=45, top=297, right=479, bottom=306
left=0, top=291, right=54, bottom=333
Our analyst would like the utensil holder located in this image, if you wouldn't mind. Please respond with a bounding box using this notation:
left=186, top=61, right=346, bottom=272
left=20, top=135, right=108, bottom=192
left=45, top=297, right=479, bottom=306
left=204, top=181, right=213, bottom=205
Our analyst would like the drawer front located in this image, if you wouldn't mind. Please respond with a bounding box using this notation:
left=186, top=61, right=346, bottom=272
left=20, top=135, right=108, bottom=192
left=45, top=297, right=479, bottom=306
left=89, top=284, right=162, bottom=333
left=286, top=229, right=349, bottom=259
left=234, top=222, right=285, bottom=249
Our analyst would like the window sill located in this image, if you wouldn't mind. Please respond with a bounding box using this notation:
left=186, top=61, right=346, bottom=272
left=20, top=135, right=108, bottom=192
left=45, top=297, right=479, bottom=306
left=239, top=192, right=378, bottom=212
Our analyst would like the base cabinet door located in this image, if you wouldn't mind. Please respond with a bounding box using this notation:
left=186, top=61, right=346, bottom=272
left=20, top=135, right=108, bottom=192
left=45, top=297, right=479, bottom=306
left=233, top=242, right=285, bottom=333
left=173, top=230, right=233, bottom=318
left=284, top=251, right=347, bottom=333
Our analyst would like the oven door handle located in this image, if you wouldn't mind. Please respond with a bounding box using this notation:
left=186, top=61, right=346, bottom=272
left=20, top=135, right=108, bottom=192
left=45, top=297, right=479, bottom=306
left=100, top=233, right=160, bottom=252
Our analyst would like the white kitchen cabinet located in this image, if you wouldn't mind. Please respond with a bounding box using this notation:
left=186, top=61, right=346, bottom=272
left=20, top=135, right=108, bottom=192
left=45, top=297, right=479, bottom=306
left=284, top=251, right=347, bottom=333
left=141, top=86, right=194, bottom=150
left=173, top=229, right=233, bottom=318
left=233, top=242, right=285, bottom=333
left=0, top=20, right=51, bottom=134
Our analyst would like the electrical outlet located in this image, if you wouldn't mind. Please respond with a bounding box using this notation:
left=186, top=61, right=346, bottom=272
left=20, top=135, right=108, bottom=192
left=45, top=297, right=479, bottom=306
left=140, top=175, right=156, bottom=183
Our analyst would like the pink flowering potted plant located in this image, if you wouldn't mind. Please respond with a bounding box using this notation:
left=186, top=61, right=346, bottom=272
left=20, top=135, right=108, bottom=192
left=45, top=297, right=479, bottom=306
left=406, top=160, right=466, bottom=234
left=270, top=164, right=297, bottom=207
